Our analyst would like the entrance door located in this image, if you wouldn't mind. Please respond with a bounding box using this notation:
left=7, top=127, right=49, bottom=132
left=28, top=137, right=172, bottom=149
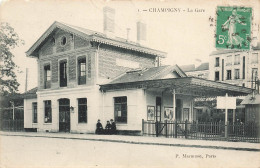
left=156, top=97, right=161, bottom=122
left=176, top=99, right=182, bottom=121
left=59, top=99, right=70, bottom=132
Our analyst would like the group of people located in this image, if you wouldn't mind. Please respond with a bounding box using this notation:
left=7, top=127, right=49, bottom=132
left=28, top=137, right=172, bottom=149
left=95, top=119, right=117, bottom=135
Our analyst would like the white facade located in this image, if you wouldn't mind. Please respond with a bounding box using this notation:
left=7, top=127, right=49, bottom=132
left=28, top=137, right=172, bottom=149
left=24, top=86, right=194, bottom=133
left=209, top=50, right=260, bottom=88
left=24, top=98, right=37, bottom=129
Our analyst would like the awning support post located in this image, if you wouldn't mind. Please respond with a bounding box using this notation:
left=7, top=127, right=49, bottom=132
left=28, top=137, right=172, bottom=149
left=225, top=93, right=228, bottom=138
left=172, top=89, right=176, bottom=121
left=233, top=109, right=236, bottom=123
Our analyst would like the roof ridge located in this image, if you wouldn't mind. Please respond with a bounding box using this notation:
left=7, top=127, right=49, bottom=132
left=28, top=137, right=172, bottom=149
left=27, top=21, right=167, bottom=57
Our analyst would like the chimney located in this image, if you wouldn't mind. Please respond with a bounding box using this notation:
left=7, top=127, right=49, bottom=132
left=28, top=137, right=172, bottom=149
left=103, top=6, right=115, bottom=37
left=137, top=21, right=146, bottom=45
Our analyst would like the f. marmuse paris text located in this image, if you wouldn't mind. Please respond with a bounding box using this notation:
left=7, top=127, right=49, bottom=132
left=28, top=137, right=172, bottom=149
left=176, top=154, right=216, bottom=159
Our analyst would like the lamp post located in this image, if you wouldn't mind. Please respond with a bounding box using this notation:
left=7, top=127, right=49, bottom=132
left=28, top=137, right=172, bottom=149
left=10, top=101, right=14, bottom=120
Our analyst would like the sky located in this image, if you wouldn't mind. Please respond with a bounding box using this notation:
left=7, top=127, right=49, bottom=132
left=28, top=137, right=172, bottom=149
left=0, top=0, right=259, bottom=93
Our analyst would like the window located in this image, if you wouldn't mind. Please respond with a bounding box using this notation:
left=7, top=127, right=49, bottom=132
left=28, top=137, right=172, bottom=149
left=60, top=60, right=67, bottom=87
left=252, top=68, right=258, bottom=79
left=215, top=57, right=220, bottom=67
left=78, top=98, right=87, bottom=123
left=61, top=36, right=67, bottom=46
left=114, top=97, right=127, bottom=123
left=227, top=70, right=232, bottom=80
left=234, top=55, right=240, bottom=65
left=226, top=55, right=232, bottom=66
left=252, top=68, right=258, bottom=89
left=78, top=57, right=86, bottom=85
left=44, top=100, right=52, bottom=123
left=235, top=69, right=240, bottom=79
left=215, top=71, right=219, bottom=81
left=32, top=102, right=37, bottom=123
left=44, top=65, right=51, bottom=89
left=251, top=53, right=258, bottom=64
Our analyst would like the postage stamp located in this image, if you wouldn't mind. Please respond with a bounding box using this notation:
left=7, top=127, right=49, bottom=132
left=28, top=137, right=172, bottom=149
left=216, top=6, right=252, bottom=50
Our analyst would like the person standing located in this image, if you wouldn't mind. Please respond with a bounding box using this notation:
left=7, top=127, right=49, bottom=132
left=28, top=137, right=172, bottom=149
left=105, top=120, right=112, bottom=134
left=110, top=119, right=117, bottom=135
left=95, top=119, right=103, bottom=134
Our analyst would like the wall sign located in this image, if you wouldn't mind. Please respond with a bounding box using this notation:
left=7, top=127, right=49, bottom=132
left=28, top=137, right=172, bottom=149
left=164, top=107, right=173, bottom=120
left=147, top=106, right=155, bottom=121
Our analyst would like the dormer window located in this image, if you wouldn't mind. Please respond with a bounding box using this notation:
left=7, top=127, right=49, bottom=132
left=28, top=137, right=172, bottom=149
left=61, top=36, right=67, bottom=46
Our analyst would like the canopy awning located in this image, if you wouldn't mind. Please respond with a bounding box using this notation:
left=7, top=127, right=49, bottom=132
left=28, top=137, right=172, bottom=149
left=100, top=77, right=252, bottom=97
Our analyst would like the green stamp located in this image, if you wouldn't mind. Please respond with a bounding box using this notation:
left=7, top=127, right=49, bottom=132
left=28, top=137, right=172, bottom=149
left=216, top=6, right=252, bottom=50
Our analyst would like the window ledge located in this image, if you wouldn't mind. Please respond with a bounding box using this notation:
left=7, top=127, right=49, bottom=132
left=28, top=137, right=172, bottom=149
left=77, top=84, right=88, bottom=87
left=77, top=123, right=88, bottom=125
left=116, top=123, right=128, bottom=125
left=43, top=123, right=52, bottom=125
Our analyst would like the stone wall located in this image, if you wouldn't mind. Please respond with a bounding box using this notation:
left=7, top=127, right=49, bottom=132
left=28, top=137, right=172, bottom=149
left=98, top=44, right=155, bottom=79
left=38, top=30, right=94, bottom=91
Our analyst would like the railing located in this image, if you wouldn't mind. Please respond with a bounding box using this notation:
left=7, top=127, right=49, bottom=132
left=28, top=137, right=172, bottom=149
left=142, top=120, right=260, bottom=143
left=0, top=119, right=24, bottom=132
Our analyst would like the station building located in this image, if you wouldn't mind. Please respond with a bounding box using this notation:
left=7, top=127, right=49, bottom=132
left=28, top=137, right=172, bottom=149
left=24, top=21, right=251, bottom=134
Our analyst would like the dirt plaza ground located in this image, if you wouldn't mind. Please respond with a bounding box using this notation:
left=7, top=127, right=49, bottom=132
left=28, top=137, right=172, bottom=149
left=1, top=133, right=260, bottom=168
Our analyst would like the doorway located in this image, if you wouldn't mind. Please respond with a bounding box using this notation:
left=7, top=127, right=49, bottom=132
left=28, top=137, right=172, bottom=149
left=156, top=97, right=161, bottom=122
left=176, top=99, right=183, bottom=121
left=59, top=98, right=70, bottom=132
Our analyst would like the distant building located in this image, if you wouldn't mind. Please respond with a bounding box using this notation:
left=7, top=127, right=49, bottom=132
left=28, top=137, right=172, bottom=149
left=241, top=94, right=260, bottom=123
left=180, top=62, right=209, bottom=79
left=209, top=43, right=260, bottom=90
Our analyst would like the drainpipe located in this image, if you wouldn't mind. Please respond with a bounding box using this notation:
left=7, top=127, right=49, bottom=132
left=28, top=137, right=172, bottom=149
left=96, top=43, right=101, bottom=85
left=172, top=89, right=176, bottom=121
left=102, top=90, right=105, bottom=125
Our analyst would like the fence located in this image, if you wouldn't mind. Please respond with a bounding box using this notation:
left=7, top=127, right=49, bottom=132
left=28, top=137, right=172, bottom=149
left=142, top=120, right=260, bottom=143
left=0, top=119, right=24, bottom=132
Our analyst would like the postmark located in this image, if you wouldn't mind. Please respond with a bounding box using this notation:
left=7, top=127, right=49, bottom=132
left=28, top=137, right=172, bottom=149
left=216, top=6, right=252, bottom=50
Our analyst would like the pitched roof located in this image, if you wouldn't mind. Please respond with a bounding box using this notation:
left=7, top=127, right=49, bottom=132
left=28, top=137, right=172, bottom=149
left=26, top=21, right=166, bottom=58
left=195, top=62, right=209, bottom=71
left=179, top=63, right=209, bottom=72
left=108, top=65, right=187, bottom=84
left=179, top=64, right=195, bottom=72
left=23, top=87, right=37, bottom=99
